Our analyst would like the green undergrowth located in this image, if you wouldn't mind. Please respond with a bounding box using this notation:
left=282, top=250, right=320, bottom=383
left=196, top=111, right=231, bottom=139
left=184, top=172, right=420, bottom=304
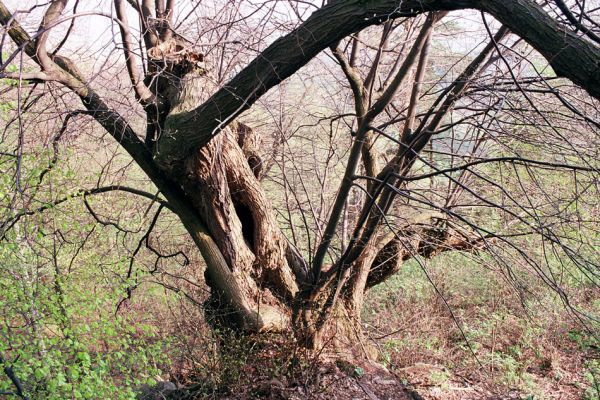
left=364, top=252, right=599, bottom=398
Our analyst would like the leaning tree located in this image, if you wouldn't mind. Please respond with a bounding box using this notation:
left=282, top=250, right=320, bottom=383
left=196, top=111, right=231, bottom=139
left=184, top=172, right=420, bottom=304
left=0, top=0, right=599, bottom=357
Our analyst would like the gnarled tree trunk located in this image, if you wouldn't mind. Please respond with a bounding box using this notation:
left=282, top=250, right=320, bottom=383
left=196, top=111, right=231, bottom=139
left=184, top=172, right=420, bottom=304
left=145, top=16, right=500, bottom=359
left=151, top=42, right=388, bottom=357
left=153, top=48, right=301, bottom=332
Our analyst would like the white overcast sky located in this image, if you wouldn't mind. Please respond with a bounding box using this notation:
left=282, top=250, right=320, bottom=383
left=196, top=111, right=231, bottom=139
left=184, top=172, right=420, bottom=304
left=2, top=0, right=495, bottom=54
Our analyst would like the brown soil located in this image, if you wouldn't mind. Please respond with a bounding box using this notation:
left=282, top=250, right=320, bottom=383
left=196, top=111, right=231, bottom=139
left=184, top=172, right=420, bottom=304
left=141, top=360, right=423, bottom=399
left=217, top=361, right=421, bottom=400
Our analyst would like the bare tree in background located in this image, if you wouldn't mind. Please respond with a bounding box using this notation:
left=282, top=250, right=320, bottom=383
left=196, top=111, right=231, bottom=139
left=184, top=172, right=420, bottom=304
left=0, top=0, right=598, bottom=358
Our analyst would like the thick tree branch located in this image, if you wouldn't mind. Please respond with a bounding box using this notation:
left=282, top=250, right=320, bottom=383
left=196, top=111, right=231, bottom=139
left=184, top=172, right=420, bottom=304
left=363, top=21, right=392, bottom=94
left=401, top=28, right=432, bottom=143
left=141, top=0, right=158, bottom=48
left=35, top=0, right=67, bottom=70
left=114, top=0, right=155, bottom=105
left=331, top=40, right=372, bottom=185
left=154, top=0, right=600, bottom=170
left=331, top=44, right=367, bottom=118
left=51, top=0, right=79, bottom=55
left=126, top=0, right=158, bottom=50
left=162, top=0, right=175, bottom=41
left=366, top=218, right=490, bottom=289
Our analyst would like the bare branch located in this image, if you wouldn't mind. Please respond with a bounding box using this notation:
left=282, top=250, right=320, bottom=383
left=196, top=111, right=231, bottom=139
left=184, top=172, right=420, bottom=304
left=330, top=44, right=366, bottom=118
left=35, top=0, right=67, bottom=69
left=0, top=71, right=51, bottom=81
left=154, top=0, right=600, bottom=170
left=1, top=185, right=173, bottom=239
left=114, top=0, right=156, bottom=105
left=51, top=0, right=79, bottom=55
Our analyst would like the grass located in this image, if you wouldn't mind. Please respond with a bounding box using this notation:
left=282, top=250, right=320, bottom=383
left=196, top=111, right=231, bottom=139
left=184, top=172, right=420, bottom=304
left=364, top=251, right=600, bottom=399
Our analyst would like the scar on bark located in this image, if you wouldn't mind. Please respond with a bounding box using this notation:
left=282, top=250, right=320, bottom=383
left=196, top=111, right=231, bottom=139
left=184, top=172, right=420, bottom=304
left=232, top=199, right=256, bottom=250
left=147, top=39, right=206, bottom=74
left=144, top=39, right=206, bottom=147
left=230, top=122, right=263, bottom=252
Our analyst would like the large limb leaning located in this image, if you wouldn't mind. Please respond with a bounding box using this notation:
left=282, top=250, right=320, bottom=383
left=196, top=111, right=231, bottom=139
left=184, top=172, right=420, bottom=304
left=154, top=0, right=600, bottom=169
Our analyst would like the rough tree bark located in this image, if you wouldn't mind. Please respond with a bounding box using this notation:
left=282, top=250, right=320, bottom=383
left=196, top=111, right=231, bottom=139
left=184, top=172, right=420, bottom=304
left=148, top=40, right=300, bottom=332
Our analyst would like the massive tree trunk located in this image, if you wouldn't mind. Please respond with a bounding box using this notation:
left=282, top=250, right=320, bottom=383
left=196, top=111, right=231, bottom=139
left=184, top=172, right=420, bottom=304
left=134, top=10, right=509, bottom=357
left=153, top=47, right=300, bottom=332
left=155, top=51, right=379, bottom=357
left=156, top=61, right=386, bottom=354
left=152, top=46, right=381, bottom=354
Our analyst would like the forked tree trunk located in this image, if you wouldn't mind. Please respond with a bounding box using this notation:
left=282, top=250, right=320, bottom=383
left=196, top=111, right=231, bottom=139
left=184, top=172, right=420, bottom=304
left=294, top=232, right=402, bottom=358
left=296, top=245, right=384, bottom=359
left=148, top=38, right=486, bottom=360
left=161, top=68, right=298, bottom=333
left=152, top=46, right=376, bottom=356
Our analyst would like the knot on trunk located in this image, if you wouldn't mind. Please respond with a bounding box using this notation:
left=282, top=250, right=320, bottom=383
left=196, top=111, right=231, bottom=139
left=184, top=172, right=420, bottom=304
left=148, top=39, right=206, bottom=76
left=234, top=121, right=263, bottom=179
